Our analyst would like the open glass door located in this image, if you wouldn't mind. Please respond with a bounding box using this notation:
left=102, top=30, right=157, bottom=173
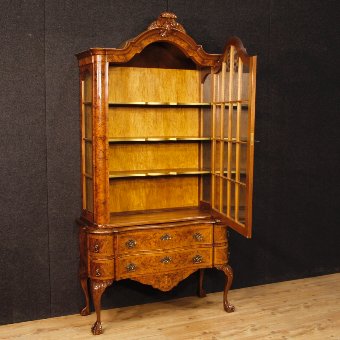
left=211, top=38, right=257, bottom=238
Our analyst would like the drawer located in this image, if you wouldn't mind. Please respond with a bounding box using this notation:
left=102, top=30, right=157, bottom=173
left=89, top=259, right=114, bottom=280
left=214, top=245, right=229, bottom=265
left=88, top=234, right=114, bottom=256
left=117, top=224, right=213, bottom=254
left=213, top=225, right=228, bottom=244
left=117, top=247, right=213, bottom=279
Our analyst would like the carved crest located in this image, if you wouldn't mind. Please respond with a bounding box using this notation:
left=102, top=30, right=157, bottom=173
left=148, top=12, right=186, bottom=37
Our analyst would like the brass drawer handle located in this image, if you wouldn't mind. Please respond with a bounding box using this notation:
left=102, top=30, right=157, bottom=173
left=193, top=232, right=204, bottom=242
left=95, top=268, right=101, bottom=277
left=93, top=244, right=100, bottom=253
left=160, top=256, right=172, bottom=264
left=126, top=239, right=137, bottom=249
left=126, top=263, right=136, bottom=272
left=160, top=234, right=172, bottom=241
left=193, top=255, right=203, bottom=264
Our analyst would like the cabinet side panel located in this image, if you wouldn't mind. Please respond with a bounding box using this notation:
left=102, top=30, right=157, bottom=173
left=92, top=58, right=109, bottom=224
left=109, top=177, right=199, bottom=212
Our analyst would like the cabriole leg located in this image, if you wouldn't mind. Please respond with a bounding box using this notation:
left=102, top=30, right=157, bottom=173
left=79, top=226, right=90, bottom=316
left=216, top=264, right=235, bottom=312
left=197, top=269, right=207, bottom=298
left=80, top=277, right=90, bottom=316
left=90, top=280, right=113, bottom=335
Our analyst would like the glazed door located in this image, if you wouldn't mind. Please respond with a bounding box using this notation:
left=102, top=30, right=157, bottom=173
left=211, top=39, right=257, bottom=238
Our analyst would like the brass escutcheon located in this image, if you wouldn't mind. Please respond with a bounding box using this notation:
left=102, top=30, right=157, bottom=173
left=94, top=244, right=100, bottom=252
left=95, top=268, right=101, bottom=277
left=160, top=256, right=172, bottom=264
left=160, top=234, right=172, bottom=241
left=126, top=263, right=136, bottom=272
left=193, top=255, right=203, bottom=264
left=193, top=232, right=204, bottom=242
left=126, top=239, right=137, bottom=249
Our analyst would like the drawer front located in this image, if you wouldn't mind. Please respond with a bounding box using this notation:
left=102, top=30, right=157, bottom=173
left=214, top=225, right=228, bottom=244
left=88, top=234, right=114, bottom=256
left=117, top=247, right=213, bottom=278
left=89, top=259, right=114, bottom=280
left=214, top=245, right=229, bottom=265
left=117, top=224, right=213, bottom=254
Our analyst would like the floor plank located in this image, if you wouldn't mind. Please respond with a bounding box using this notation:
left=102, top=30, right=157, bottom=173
left=1, top=273, right=339, bottom=339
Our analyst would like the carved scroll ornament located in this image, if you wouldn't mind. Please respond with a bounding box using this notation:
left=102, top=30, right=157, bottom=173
left=148, top=11, right=186, bottom=37
left=131, top=269, right=197, bottom=291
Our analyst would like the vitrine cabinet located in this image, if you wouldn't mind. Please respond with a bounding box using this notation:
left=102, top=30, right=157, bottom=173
left=76, top=12, right=256, bottom=335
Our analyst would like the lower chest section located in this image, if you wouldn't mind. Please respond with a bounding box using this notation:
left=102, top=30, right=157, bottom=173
left=86, top=222, right=229, bottom=288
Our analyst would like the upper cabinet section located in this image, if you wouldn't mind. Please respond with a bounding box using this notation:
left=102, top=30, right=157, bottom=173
left=76, top=12, right=256, bottom=238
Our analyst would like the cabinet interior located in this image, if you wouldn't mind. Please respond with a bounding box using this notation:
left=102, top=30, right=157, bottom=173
left=107, top=43, right=205, bottom=214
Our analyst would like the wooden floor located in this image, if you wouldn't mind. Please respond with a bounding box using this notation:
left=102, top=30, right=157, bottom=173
left=1, top=273, right=339, bottom=339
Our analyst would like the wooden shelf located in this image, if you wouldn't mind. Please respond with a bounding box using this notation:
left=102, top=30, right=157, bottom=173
left=213, top=171, right=247, bottom=186
left=213, top=100, right=249, bottom=105
left=213, top=138, right=248, bottom=144
left=107, top=102, right=212, bottom=108
left=109, top=168, right=210, bottom=179
left=212, top=103, right=249, bottom=110
left=108, top=169, right=246, bottom=180
left=109, top=206, right=213, bottom=227
left=108, top=136, right=211, bottom=143
left=83, top=101, right=249, bottom=108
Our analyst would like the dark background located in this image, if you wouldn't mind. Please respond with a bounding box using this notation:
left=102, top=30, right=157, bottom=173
left=1, top=0, right=339, bottom=325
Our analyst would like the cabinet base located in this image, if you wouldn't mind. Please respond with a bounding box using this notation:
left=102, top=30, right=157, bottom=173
left=80, top=266, right=234, bottom=335
left=78, top=218, right=233, bottom=335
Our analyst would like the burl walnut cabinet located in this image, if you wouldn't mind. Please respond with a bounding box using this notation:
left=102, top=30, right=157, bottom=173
left=76, top=12, right=257, bottom=335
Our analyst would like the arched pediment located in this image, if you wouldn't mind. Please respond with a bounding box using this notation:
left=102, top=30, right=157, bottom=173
left=76, top=12, right=255, bottom=70
left=77, top=12, right=220, bottom=67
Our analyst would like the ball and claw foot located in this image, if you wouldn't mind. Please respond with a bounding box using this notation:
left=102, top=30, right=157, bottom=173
left=80, top=306, right=90, bottom=316
left=224, top=301, right=235, bottom=313
left=91, top=321, right=103, bottom=335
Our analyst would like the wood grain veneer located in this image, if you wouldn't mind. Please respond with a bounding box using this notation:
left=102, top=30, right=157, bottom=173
left=109, top=177, right=199, bottom=213
left=88, top=234, right=114, bottom=256
left=108, top=143, right=198, bottom=172
left=89, top=259, right=114, bottom=280
left=108, top=107, right=200, bottom=138
left=109, top=207, right=213, bottom=227
left=108, top=67, right=200, bottom=103
left=117, top=224, right=213, bottom=254
left=117, top=247, right=213, bottom=279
